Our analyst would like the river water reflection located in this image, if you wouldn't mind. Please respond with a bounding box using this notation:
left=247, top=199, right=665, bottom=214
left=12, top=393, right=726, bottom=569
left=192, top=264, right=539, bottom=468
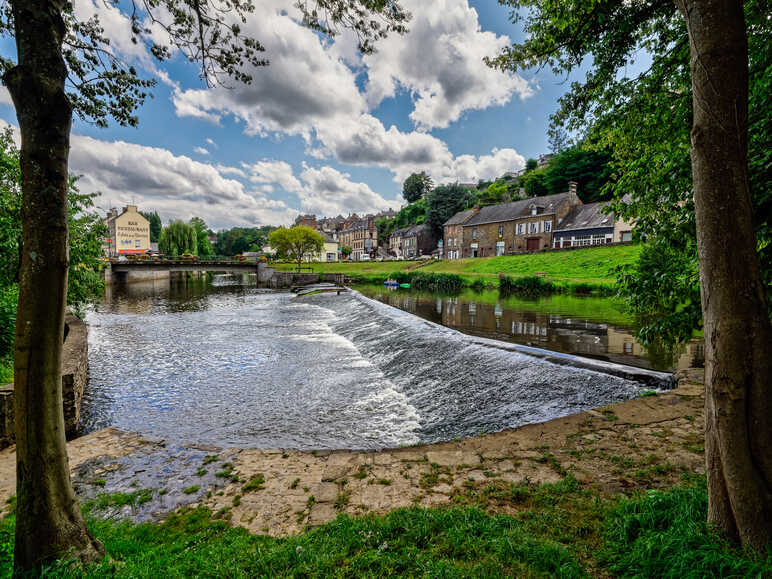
left=356, top=285, right=704, bottom=372
left=81, top=277, right=689, bottom=449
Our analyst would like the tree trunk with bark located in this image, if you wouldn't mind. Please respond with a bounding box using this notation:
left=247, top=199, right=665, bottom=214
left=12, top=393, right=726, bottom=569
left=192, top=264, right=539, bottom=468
left=4, top=0, right=103, bottom=572
left=676, top=0, right=772, bottom=550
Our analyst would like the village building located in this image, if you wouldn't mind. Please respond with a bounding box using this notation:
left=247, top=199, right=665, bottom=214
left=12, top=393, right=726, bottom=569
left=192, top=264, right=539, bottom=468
left=442, top=208, right=478, bottom=259
left=338, top=214, right=378, bottom=261
left=459, top=182, right=581, bottom=257
left=294, top=214, right=318, bottom=229
left=552, top=197, right=634, bottom=248
left=103, top=205, right=151, bottom=256
left=388, top=226, right=411, bottom=258
left=388, top=224, right=436, bottom=258
left=320, top=232, right=339, bottom=262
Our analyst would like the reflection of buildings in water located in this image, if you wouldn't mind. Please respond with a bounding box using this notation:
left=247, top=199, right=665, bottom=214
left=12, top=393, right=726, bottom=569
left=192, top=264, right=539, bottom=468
left=366, top=290, right=706, bottom=372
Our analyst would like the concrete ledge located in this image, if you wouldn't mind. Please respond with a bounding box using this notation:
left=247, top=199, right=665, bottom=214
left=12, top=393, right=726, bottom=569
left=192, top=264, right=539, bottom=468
left=0, top=314, right=89, bottom=448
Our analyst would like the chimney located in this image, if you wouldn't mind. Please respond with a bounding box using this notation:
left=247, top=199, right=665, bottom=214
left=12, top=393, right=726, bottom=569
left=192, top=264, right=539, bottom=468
left=568, top=181, right=579, bottom=204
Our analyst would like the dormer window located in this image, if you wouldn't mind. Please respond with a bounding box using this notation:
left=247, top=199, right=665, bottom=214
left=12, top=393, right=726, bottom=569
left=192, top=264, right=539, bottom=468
left=530, top=205, right=537, bottom=216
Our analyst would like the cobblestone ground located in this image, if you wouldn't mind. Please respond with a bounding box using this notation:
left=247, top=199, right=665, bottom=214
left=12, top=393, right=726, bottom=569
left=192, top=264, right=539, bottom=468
left=0, top=369, right=704, bottom=535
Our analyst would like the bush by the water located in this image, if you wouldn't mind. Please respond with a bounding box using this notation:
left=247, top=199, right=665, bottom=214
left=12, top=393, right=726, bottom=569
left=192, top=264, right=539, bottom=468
left=389, top=271, right=463, bottom=293
left=499, top=275, right=555, bottom=295
left=0, top=285, right=17, bottom=383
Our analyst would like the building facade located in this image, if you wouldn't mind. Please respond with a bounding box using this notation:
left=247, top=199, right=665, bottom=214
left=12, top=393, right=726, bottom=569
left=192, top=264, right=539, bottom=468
left=338, top=215, right=378, bottom=261
left=442, top=208, right=477, bottom=259
left=459, top=184, right=581, bottom=257
left=104, top=205, right=151, bottom=256
left=552, top=197, right=635, bottom=248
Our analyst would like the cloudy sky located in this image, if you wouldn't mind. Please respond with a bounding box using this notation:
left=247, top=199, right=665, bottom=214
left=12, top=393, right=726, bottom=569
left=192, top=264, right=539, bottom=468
left=0, top=1, right=588, bottom=230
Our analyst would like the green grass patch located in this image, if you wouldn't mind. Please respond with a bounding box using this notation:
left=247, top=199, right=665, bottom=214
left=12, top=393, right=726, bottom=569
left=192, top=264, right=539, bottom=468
left=242, top=474, right=266, bottom=492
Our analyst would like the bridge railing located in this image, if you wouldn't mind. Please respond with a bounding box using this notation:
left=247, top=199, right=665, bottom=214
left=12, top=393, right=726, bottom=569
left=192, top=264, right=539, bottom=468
left=109, top=254, right=259, bottom=263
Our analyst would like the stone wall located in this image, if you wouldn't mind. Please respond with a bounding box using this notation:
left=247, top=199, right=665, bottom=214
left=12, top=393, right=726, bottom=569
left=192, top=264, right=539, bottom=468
left=0, top=315, right=88, bottom=449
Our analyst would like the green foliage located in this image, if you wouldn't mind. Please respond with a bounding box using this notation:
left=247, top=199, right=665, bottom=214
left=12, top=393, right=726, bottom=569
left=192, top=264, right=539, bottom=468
left=477, top=180, right=509, bottom=207
left=425, top=184, right=476, bottom=237
left=525, top=158, right=538, bottom=171
left=499, top=275, right=555, bottom=296
left=340, top=245, right=353, bottom=258
left=215, top=226, right=275, bottom=256
left=159, top=221, right=198, bottom=256
left=376, top=199, right=428, bottom=243
left=389, top=272, right=464, bottom=293
left=139, top=210, right=162, bottom=243
left=67, top=186, right=108, bottom=308
left=541, top=146, right=614, bottom=203
left=521, top=168, right=547, bottom=197
left=269, top=226, right=325, bottom=270
left=601, top=481, right=772, bottom=578
left=616, top=241, right=702, bottom=345
left=189, top=217, right=213, bottom=257
left=0, top=285, right=17, bottom=375
left=402, top=171, right=433, bottom=204
left=0, top=129, right=21, bottom=290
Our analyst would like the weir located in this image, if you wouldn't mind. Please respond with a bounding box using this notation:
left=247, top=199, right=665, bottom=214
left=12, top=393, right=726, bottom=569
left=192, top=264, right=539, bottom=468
left=83, top=285, right=666, bottom=449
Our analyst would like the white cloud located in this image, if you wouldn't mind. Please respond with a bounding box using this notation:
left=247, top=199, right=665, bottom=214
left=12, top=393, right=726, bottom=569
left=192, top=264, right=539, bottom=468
left=244, top=160, right=303, bottom=193
left=298, top=165, right=400, bottom=215
left=67, top=134, right=297, bottom=228
left=205, top=137, right=217, bottom=148
left=0, top=87, right=13, bottom=107
left=193, top=146, right=209, bottom=155
left=364, top=0, right=532, bottom=130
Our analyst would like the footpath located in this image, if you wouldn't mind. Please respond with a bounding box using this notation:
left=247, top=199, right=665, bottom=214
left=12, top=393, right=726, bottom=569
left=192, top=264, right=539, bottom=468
left=0, top=369, right=704, bottom=535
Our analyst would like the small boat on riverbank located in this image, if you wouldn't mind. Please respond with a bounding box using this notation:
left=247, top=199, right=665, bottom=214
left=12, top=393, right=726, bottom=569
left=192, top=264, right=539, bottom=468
left=384, top=279, right=398, bottom=287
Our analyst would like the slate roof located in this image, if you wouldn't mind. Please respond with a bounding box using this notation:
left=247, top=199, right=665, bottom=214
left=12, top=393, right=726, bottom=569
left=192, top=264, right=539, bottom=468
left=443, top=208, right=477, bottom=227
left=464, top=193, right=572, bottom=227
left=555, top=202, right=614, bottom=232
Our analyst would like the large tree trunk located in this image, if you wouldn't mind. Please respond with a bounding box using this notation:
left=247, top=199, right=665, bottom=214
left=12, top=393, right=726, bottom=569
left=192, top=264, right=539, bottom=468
left=4, top=0, right=103, bottom=572
left=676, top=0, right=772, bottom=550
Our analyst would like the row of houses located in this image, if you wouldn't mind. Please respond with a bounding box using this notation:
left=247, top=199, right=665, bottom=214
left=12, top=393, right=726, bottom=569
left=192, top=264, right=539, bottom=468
left=294, top=210, right=395, bottom=261
left=441, top=182, right=632, bottom=259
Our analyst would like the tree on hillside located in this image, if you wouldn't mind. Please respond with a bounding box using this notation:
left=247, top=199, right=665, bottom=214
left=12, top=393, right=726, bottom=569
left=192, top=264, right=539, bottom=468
left=547, top=126, right=569, bottom=153
left=140, top=210, right=162, bottom=243
left=269, top=226, right=324, bottom=272
left=190, top=216, right=213, bottom=256
left=542, top=146, right=614, bottom=202
left=0, top=0, right=408, bottom=570
left=425, top=184, right=476, bottom=237
left=525, top=158, right=538, bottom=172
left=159, top=220, right=198, bottom=256
left=489, top=0, right=772, bottom=550
left=402, top=171, right=433, bottom=203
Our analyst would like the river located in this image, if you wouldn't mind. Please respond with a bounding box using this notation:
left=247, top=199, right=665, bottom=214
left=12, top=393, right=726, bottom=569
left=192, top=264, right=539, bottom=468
left=81, top=276, right=689, bottom=450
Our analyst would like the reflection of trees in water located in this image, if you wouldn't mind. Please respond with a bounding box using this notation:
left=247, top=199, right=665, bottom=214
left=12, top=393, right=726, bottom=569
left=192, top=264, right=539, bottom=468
left=103, top=274, right=256, bottom=314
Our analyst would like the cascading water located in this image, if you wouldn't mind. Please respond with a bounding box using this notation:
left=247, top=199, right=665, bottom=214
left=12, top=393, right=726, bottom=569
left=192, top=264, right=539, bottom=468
left=82, top=284, right=659, bottom=449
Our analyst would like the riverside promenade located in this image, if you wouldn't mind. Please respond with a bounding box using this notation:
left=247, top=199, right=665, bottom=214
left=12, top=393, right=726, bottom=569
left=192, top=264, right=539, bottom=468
left=0, top=369, right=704, bottom=535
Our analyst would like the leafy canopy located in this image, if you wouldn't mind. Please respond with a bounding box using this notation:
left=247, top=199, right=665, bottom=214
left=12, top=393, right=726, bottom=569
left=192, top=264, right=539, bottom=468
left=402, top=171, right=433, bottom=204
left=268, top=226, right=325, bottom=269
left=159, top=220, right=198, bottom=256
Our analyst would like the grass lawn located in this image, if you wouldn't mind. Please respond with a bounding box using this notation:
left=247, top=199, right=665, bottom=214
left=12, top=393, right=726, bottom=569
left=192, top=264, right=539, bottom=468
left=274, top=244, right=642, bottom=288
left=1, top=477, right=769, bottom=577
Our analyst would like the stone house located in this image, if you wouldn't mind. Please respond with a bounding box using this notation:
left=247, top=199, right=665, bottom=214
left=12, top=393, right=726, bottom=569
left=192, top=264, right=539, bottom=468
left=442, top=208, right=478, bottom=259
left=403, top=224, right=437, bottom=258
left=388, top=226, right=411, bottom=258
left=338, top=215, right=378, bottom=261
left=552, top=196, right=634, bottom=248
left=461, top=183, right=581, bottom=257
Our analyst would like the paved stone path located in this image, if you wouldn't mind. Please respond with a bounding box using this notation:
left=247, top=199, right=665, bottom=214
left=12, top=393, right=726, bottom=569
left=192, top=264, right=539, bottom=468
left=0, top=369, right=705, bottom=536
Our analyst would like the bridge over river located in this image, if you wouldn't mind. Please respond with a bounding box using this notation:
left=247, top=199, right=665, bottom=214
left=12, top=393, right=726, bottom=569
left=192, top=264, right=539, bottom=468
left=107, top=259, right=344, bottom=288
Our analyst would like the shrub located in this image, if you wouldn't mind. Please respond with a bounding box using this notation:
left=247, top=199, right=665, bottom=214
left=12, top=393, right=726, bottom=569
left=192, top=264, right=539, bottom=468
left=499, top=275, right=555, bottom=296
left=0, top=285, right=18, bottom=360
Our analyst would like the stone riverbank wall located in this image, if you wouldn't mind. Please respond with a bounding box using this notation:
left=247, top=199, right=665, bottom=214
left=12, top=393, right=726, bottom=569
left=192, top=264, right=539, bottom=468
left=0, top=315, right=88, bottom=448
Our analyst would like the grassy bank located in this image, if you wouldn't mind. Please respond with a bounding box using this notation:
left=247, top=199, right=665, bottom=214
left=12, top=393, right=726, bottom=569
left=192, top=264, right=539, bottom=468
left=1, top=477, right=769, bottom=577
left=275, top=244, right=642, bottom=293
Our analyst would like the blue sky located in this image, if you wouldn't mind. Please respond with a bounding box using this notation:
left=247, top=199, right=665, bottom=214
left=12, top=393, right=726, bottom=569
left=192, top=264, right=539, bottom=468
left=0, top=0, right=589, bottom=230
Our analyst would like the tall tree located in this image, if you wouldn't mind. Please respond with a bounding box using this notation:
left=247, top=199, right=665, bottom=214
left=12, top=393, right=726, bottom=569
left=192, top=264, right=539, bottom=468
left=140, top=210, right=162, bottom=243
left=425, top=183, right=476, bottom=237
left=190, top=216, right=213, bottom=256
left=0, top=0, right=408, bottom=571
left=489, top=0, right=772, bottom=550
left=402, top=171, right=433, bottom=203
left=159, top=220, right=198, bottom=256
left=268, top=226, right=325, bottom=272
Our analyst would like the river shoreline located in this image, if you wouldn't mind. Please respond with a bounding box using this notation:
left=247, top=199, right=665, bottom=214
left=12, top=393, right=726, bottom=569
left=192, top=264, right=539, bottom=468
left=0, top=367, right=704, bottom=535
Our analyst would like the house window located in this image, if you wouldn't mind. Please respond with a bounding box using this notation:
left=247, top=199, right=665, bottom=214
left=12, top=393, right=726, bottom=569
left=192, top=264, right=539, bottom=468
left=621, top=231, right=633, bottom=242
left=498, top=225, right=503, bottom=238
left=529, top=222, right=538, bottom=234
left=530, top=205, right=537, bottom=216
left=472, top=228, right=479, bottom=240
left=517, top=223, right=525, bottom=235
left=543, top=221, right=551, bottom=232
